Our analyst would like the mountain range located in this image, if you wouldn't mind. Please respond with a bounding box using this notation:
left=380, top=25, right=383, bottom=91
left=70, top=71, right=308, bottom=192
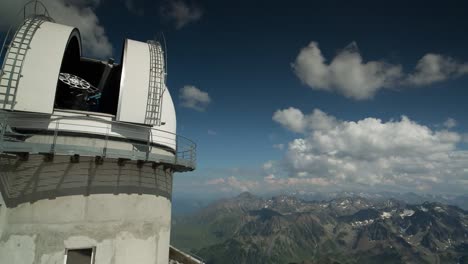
left=171, top=192, right=468, bottom=264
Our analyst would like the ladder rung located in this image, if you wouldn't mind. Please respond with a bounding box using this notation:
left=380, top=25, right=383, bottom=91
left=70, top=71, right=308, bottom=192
left=11, top=41, right=29, bottom=45
left=0, top=85, right=17, bottom=89
left=3, top=63, right=22, bottom=67
left=14, top=34, right=32, bottom=39
left=0, top=70, right=20, bottom=75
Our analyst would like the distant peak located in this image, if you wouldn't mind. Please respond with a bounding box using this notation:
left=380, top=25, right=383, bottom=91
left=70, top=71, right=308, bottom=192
left=237, top=192, right=256, bottom=199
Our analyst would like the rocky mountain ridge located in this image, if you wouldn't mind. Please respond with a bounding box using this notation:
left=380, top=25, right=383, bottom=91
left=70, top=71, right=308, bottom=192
left=171, top=192, right=468, bottom=264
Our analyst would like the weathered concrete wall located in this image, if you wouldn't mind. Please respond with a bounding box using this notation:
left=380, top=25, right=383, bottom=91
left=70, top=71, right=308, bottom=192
left=0, top=193, right=7, bottom=238
left=0, top=155, right=173, bottom=207
left=0, top=193, right=172, bottom=264
left=0, top=154, right=174, bottom=264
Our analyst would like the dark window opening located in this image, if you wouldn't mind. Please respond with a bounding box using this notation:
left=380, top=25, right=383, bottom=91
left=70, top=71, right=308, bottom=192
left=65, top=248, right=95, bottom=264
left=100, top=63, right=122, bottom=115
left=54, top=35, right=122, bottom=115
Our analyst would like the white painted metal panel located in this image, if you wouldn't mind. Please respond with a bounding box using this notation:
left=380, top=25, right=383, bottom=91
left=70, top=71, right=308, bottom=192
left=12, top=21, right=80, bottom=114
left=117, top=39, right=151, bottom=124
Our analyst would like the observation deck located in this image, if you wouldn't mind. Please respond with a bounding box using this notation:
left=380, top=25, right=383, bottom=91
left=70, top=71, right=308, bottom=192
left=0, top=110, right=196, bottom=172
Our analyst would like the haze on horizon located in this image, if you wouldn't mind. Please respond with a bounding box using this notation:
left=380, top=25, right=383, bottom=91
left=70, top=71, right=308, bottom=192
left=2, top=0, right=468, bottom=200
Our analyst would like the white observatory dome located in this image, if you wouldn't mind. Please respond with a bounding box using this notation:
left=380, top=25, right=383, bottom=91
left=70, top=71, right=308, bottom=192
left=0, top=2, right=196, bottom=264
left=1, top=19, right=81, bottom=114
left=0, top=17, right=176, bottom=132
left=0, top=13, right=186, bottom=158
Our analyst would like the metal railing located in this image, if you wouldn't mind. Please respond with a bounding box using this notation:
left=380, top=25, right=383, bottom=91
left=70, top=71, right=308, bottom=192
left=0, top=112, right=196, bottom=171
left=169, top=246, right=205, bottom=264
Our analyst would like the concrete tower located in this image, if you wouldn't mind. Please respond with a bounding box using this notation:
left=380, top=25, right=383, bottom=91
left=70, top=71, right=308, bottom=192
left=0, top=2, right=196, bottom=264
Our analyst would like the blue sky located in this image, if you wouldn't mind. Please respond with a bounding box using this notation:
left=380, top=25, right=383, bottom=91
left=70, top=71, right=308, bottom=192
left=2, top=0, right=468, bottom=198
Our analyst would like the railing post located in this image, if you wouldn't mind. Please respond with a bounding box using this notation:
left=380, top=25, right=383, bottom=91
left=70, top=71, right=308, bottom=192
left=146, top=127, right=151, bottom=161
left=175, top=135, right=178, bottom=165
left=103, top=125, right=109, bottom=158
left=50, top=120, right=59, bottom=154
left=0, top=114, right=7, bottom=153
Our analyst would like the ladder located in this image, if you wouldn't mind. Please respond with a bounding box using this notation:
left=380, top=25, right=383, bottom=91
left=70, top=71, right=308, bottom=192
left=0, top=17, right=45, bottom=110
left=145, top=40, right=166, bottom=126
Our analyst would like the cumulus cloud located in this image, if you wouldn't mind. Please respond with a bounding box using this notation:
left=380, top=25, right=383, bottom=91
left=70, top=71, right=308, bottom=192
left=273, top=107, right=306, bottom=133
left=292, top=42, right=402, bottom=100
left=407, top=54, right=468, bottom=86
left=0, top=0, right=112, bottom=58
left=443, top=118, right=457, bottom=129
left=272, top=107, right=468, bottom=193
left=206, top=178, right=225, bottom=185
left=205, top=176, right=258, bottom=193
left=160, top=0, right=203, bottom=29
left=273, top=107, right=337, bottom=133
left=179, top=85, right=211, bottom=111
left=292, top=41, right=468, bottom=100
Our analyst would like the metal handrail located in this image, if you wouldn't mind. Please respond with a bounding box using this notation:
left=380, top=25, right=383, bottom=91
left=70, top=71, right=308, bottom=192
left=170, top=246, right=205, bottom=264
left=0, top=112, right=197, bottom=170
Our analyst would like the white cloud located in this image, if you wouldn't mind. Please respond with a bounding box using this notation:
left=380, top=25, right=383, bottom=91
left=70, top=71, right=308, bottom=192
left=292, top=41, right=402, bottom=100
left=463, top=134, right=468, bottom=143
left=123, top=0, right=144, bottom=16
left=407, top=54, right=468, bottom=86
left=272, top=107, right=337, bottom=133
left=443, top=118, right=457, bottom=129
left=179, top=85, right=211, bottom=111
left=272, top=107, right=306, bottom=133
left=207, top=129, right=217, bottom=135
left=273, top=143, right=284, bottom=150
left=160, top=0, right=203, bottom=29
left=292, top=41, right=468, bottom=100
left=272, top=107, right=468, bottom=193
left=264, top=176, right=334, bottom=187
left=203, top=173, right=337, bottom=195
left=0, top=0, right=113, bottom=58
left=67, top=0, right=101, bottom=6
left=206, top=178, right=225, bottom=185
left=226, top=176, right=258, bottom=192
left=263, top=161, right=274, bottom=170
left=205, top=176, right=258, bottom=193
